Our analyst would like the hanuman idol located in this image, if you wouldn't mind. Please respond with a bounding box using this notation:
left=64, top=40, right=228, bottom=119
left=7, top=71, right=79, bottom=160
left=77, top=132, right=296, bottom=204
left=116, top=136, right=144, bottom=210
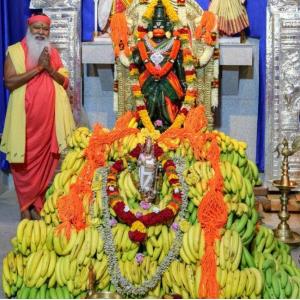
left=107, top=0, right=220, bottom=131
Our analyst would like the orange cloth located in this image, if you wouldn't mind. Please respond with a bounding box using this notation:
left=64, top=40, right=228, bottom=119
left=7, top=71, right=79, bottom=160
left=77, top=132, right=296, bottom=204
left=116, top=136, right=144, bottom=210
left=10, top=39, right=63, bottom=212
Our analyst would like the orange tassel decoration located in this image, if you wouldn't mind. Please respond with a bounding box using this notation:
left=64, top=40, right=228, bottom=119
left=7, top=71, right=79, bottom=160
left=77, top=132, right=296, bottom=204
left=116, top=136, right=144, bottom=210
left=195, top=11, right=217, bottom=45
left=110, top=12, right=131, bottom=57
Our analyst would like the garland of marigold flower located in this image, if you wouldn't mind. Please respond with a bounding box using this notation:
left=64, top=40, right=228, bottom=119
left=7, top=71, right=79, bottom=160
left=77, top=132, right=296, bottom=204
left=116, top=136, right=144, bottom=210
left=137, top=38, right=181, bottom=78
left=158, top=105, right=227, bottom=298
left=107, top=143, right=183, bottom=243
left=56, top=113, right=139, bottom=238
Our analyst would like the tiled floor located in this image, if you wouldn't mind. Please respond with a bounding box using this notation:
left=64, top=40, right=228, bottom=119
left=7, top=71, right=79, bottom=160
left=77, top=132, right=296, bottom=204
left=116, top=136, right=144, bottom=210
left=0, top=191, right=300, bottom=299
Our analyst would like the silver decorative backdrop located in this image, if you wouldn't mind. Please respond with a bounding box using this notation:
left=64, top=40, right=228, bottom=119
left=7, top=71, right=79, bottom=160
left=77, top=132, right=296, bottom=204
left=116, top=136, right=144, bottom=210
left=30, top=0, right=82, bottom=123
left=265, top=0, right=300, bottom=188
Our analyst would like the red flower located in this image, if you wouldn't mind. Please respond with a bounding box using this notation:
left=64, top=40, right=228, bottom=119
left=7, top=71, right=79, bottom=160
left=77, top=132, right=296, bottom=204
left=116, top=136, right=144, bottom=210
left=172, top=193, right=182, bottom=203
left=153, top=144, right=164, bottom=158
left=136, top=105, right=146, bottom=111
left=137, top=26, right=147, bottom=32
left=129, top=63, right=137, bottom=71
left=113, top=201, right=137, bottom=225
left=139, top=208, right=175, bottom=226
left=130, top=144, right=142, bottom=158
left=185, top=70, right=196, bottom=76
left=112, top=160, right=124, bottom=172
left=163, top=160, right=175, bottom=170
left=128, top=230, right=147, bottom=243
left=180, top=107, right=189, bottom=116
left=169, top=178, right=179, bottom=185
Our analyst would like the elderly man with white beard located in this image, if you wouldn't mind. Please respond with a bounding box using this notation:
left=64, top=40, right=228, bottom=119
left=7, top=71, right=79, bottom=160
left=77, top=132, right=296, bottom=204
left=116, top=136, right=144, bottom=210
left=0, top=13, right=75, bottom=220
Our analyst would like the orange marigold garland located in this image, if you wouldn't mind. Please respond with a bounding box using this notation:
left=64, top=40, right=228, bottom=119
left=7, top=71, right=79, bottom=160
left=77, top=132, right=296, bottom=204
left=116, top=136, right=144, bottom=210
left=197, top=138, right=227, bottom=298
left=158, top=105, right=226, bottom=298
left=56, top=119, right=139, bottom=239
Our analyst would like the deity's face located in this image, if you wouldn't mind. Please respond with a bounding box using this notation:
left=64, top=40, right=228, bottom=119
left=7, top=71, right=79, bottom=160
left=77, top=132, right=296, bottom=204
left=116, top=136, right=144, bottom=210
left=153, top=20, right=166, bottom=38
left=144, top=137, right=153, bottom=154
left=29, top=21, right=50, bottom=40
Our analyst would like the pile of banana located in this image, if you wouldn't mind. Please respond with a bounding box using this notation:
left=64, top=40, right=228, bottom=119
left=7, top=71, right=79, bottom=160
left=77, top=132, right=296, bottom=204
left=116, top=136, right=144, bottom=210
left=3, top=121, right=300, bottom=299
left=41, top=130, right=88, bottom=226
left=66, top=127, right=91, bottom=150
left=253, top=226, right=300, bottom=298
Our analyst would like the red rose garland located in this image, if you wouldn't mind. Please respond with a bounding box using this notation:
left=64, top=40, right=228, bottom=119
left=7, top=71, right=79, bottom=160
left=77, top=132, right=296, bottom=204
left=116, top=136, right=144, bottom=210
left=106, top=143, right=182, bottom=243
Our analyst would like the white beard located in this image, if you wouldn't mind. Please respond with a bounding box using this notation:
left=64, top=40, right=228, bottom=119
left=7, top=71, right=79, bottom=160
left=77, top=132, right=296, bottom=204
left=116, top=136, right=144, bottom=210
left=26, top=29, right=51, bottom=69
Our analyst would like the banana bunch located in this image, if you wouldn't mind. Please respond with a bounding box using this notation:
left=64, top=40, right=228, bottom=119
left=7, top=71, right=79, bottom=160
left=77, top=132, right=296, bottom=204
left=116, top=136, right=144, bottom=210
left=41, top=148, right=86, bottom=225
left=2, top=251, right=24, bottom=297
left=215, top=130, right=261, bottom=186
left=107, top=132, right=145, bottom=161
left=144, top=225, right=176, bottom=263
left=254, top=226, right=278, bottom=254
left=17, top=284, right=71, bottom=299
left=112, top=223, right=139, bottom=260
left=41, top=190, right=64, bottom=226
left=214, top=130, right=247, bottom=159
left=184, top=161, right=214, bottom=211
left=93, top=255, right=109, bottom=284
left=252, top=225, right=300, bottom=299
left=71, top=226, right=100, bottom=265
left=118, top=169, right=141, bottom=204
left=119, top=134, right=140, bottom=156
left=186, top=199, right=198, bottom=224
left=180, top=222, right=204, bottom=264
left=52, top=151, right=84, bottom=192
left=171, top=139, right=194, bottom=162
left=218, top=229, right=242, bottom=271
left=23, top=249, right=57, bottom=288
left=55, top=255, right=82, bottom=290
left=15, top=219, right=49, bottom=255
left=218, top=267, right=263, bottom=298
left=45, top=184, right=55, bottom=200
left=163, top=261, right=199, bottom=298
left=221, top=162, right=254, bottom=202
left=67, top=126, right=91, bottom=150
left=229, top=213, right=256, bottom=246
left=119, top=260, right=144, bottom=286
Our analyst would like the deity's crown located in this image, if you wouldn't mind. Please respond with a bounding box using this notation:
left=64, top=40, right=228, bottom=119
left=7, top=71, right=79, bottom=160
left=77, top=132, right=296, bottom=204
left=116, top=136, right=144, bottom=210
left=153, top=0, right=167, bottom=23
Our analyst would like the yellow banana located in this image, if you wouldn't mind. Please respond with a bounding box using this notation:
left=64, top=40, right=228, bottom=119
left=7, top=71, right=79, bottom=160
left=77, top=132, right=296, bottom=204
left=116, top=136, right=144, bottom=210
left=169, top=260, right=182, bottom=288
left=2, top=256, right=12, bottom=284
left=16, top=219, right=29, bottom=243
left=236, top=268, right=247, bottom=297
left=250, top=267, right=263, bottom=296
left=46, top=250, right=57, bottom=278
left=61, top=228, right=77, bottom=255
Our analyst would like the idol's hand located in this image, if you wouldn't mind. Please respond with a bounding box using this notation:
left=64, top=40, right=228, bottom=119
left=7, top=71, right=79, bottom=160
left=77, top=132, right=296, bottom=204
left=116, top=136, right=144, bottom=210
left=38, top=47, right=51, bottom=71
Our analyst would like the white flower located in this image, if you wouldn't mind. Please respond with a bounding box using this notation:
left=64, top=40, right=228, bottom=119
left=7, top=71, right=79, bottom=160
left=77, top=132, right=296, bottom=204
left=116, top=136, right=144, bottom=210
left=174, top=188, right=180, bottom=194
left=152, top=206, right=160, bottom=213
left=124, top=205, right=130, bottom=212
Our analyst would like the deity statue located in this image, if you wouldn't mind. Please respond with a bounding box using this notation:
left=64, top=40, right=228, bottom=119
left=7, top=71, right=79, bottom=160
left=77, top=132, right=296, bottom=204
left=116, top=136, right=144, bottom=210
left=132, top=0, right=186, bottom=130
left=137, top=137, right=158, bottom=202
left=112, top=0, right=220, bottom=130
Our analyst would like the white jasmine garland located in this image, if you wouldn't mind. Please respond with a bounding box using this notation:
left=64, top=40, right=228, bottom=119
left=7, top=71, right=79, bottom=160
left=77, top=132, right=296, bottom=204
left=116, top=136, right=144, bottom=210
left=91, top=156, right=189, bottom=297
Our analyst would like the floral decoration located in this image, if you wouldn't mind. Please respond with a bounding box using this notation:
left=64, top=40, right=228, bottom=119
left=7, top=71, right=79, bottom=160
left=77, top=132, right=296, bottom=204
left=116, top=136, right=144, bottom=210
left=107, top=143, right=183, bottom=243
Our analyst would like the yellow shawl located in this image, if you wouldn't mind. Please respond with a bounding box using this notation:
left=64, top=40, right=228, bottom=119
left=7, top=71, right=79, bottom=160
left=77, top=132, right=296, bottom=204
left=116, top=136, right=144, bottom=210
left=0, top=42, right=75, bottom=163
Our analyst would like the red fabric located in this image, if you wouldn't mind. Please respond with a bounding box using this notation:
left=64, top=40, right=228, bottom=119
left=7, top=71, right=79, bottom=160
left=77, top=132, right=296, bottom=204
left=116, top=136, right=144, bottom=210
left=28, top=15, right=51, bottom=26
left=10, top=39, right=63, bottom=212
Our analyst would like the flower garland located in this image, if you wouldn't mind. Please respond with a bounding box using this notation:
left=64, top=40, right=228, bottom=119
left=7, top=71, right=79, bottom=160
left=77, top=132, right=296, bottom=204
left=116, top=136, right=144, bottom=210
left=106, top=143, right=183, bottom=243
left=130, top=0, right=198, bottom=132
left=92, top=156, right=189, bottom=298
left=137, top=38, right=181, bottom=79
